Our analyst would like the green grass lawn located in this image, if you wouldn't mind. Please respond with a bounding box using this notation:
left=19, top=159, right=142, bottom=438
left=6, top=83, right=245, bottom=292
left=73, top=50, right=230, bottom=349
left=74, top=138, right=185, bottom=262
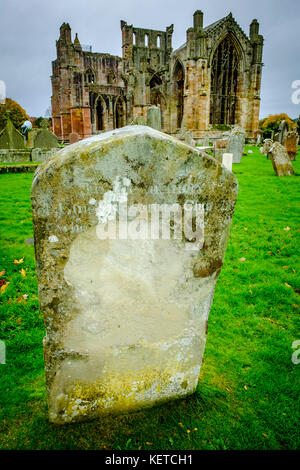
left=0, top=146, right=299, bottom=450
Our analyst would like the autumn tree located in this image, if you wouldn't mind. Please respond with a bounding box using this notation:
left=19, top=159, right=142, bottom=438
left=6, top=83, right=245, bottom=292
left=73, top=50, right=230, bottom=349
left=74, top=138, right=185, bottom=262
left=0, top=98, right=29, bottom=131
left=259, top=113, right=295, bottom=138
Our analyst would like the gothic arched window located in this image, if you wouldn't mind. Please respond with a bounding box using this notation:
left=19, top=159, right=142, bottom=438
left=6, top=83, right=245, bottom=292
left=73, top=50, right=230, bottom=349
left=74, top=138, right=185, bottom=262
left=210, top=35, right=239, bottom=126
left=173, top=61, right=184, bottom=129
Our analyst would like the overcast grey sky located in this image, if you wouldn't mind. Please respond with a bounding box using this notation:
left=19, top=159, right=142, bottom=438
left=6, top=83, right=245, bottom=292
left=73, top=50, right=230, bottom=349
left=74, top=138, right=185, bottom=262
left=0, top=0, right=299, bottom=119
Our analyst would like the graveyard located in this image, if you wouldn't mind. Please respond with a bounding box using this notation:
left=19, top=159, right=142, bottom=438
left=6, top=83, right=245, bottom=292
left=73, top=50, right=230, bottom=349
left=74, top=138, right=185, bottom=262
left=0, top=143, right=299, bottom=449
left=0, top=0, right=300, bottom=454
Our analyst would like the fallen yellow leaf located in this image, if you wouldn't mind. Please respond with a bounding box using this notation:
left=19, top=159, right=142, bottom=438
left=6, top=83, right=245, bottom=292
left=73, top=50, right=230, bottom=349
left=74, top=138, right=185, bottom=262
left=17, top=294, right=28, bottom=304
left=244, top=385, right=248, bottom=391
left=17, top=318, right=21, bottom=324
left=284, top=283, right=292, bottom=288
left=20, top=268, right=26, bottom=278
left=14, top=258, right=24, bottom=265
left=0, top=270, right=5, bottom=276
left=283, top=227, right=290, bottom=231
left=1, top=282, right=9, bottom=294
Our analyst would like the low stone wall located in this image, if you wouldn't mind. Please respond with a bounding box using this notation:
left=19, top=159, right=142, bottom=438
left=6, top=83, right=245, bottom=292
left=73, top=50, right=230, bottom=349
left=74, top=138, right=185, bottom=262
left=0, top=147, right=61, bottom=164
left=0, top=149, right=32, bottom=163
left=0, top=164, right=39, bottom=174
left=31, top=148, right=60, bottom=162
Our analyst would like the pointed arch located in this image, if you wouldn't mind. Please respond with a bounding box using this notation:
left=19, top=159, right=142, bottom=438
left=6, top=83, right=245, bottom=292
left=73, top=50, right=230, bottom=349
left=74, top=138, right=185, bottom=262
left=115, top=96, right=126, bottom=129
left=209, top=33, right=242, bottom=126
left=95, top=95, right=107, bottom=131
left=173, top=60, right=185, bottom=129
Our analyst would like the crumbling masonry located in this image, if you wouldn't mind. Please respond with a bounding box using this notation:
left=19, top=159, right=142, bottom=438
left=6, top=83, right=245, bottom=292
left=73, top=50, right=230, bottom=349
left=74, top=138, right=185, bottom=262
left=51, top=10, right=264, bottom=141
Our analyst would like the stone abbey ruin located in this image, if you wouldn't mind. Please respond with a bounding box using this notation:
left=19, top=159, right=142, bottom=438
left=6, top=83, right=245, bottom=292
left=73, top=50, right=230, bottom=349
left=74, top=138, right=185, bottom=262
left=51, top=10, right=264, bottom=141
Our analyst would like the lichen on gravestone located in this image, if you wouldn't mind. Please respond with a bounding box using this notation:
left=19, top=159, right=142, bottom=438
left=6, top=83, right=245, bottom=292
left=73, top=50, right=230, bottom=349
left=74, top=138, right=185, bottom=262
left=31, top=125, right=238, bottom=424
left=0, top=118, right=25, bottom=149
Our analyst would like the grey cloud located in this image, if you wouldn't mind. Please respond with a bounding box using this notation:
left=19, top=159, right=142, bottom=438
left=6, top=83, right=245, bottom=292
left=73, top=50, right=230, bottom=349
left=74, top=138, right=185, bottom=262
left=0, top=0, right=299, bottom=118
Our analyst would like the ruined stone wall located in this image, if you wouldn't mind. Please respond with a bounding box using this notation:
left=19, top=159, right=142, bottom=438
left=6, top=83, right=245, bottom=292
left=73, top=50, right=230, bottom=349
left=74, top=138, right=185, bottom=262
left=51, top=12, right=263, bottom=141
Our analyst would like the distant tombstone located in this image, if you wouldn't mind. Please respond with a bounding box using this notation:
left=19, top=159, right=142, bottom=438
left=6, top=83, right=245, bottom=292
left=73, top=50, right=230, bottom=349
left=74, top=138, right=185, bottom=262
left=26, top=129, right=39, bottom=148
left=31, top=125, right=238, bottom=424
left=202, top=136, right=210, bottom=147
left=256, top=132, right=262, bottom=146
left=184, top=130, right=195, bottom=147
left=284, top=129, right=298, bottom=161
left=226, top=127, right=245, bottom=163
left=222, top=153, right=233, bottom=172
left=269, top=142, right=295, bottom=176
left=33, top=127, right=60, bottom=149
left=278, top=120, right=289, bottom=144
left=146, top=106, right=161, bottom=131
left=39, top=118, right=50, bottom=129
left=214, top=139, right=228, bottom=163
left=215, top=139, right=228, bottom=149
left=69, top=132, right=79, bottom=144
left=0, top=118, right=25, bottom=149
left=262, top=138, right=273, bottom=158
left=131, top=116, right=146, bottom=126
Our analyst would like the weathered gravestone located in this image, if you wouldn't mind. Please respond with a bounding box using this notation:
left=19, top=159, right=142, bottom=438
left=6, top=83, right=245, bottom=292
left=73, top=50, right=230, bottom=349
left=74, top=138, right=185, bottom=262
left=222, top=153, right=233, bottom=172
left=131, top=116, right=146, bottom=126
left=184, top=130, right=195, bottom=147
left=277, top=120, right=289, bottom=144
left=146, top=106, right=161, bottom=131
left=226, top=126, right=245, bottom=163
left=269, top=142, right=295, bottom=176
left=214, top=138, right=228, bottom=162
left=69, top=132, right=79, bottom=144
left=33, top=121, right=60, bottom=149
left=284, top=130, right=298, bottom=161
left=261, top=138, right=273, bottom=158
left=0, top=118, right=25, bottom=149
left=31, top=125, right=238, bottom=424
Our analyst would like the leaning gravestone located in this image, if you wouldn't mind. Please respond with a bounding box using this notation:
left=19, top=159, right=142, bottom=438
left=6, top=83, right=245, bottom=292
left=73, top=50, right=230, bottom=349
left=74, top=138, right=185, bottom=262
left=226, top=126, right=245, bottom=163
left=284, top=130, right=298, bottom=161
left=269, top=142, right=295, bottom=176
left=278, top=120, right=289, bottom=144
left=261, top=139, right=274, bottom=159
left=0, top=118, right=25, bottom=149
left=31, top=125, right=238, bottom=424
left=146, top=106, right=161, bottom=131
left=261, top=138, right=273, bottom=158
